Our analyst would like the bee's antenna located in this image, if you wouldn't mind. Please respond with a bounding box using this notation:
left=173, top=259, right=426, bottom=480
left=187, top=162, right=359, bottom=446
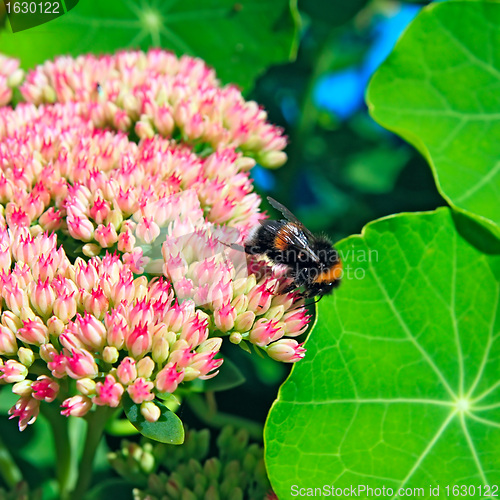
left=216, top=238, right=245, bottom=253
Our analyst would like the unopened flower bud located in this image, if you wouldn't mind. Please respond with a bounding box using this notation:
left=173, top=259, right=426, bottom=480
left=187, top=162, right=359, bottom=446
left=0, top=325, right=18, bottom=355
left=12, top=379, right=33, bottom=397
left=18, top=347, right=35, bottom=367
left=76, top=378, right=96, bottom=396
left=82, top=243, right=101, bottom=257
left=61, top=395, right=92, bottom=417
left=229, top=332, right=242, bottom=344
left=140, top=401, right=161, bottom=423
left=47, top=316, right=65, bottom=336
left=234, top=311, right=255, bottom=332
left=137, top=356, right=155, bottom=379
left=103, top=346, right=119, bottom=364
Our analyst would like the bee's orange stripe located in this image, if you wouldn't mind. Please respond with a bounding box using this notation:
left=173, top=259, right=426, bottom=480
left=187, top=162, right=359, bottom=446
left=274, top=227, right=290, bottom=250
left=314, top=261, right=342, bottom=284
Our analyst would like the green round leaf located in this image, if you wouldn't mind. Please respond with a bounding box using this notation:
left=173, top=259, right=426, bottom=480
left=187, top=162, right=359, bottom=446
left=122, top=394, right=184, bottom=445
left=265, top=208, right=500, bottom=496
left=367, top=1, right=500, bottom=237
left=0, top=0, right=299, bottom=92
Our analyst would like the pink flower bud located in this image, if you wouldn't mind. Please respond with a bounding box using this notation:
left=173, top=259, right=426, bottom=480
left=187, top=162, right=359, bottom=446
left=163, top=302, right=192, bottom=333
left=117, top=230, right=136, bottom=252
left=249, top=318, right=284, bottom=347
left=247, top=282, right=274, bottom=314
left=17, top=318, right=49, bottom=345
left=82, top=287, right=109, bottom=319
left=65, top=349, right=99, bottom=379
left=0, top=359, right=28, bottom=383
left=94, top=223, right=118, bottom=248
left=126, top=324, right=152, bottom=359
left=53, top=292, right=77, bottom=323
left=89, top=197, right=111, bottom=225
left=61, top=395, right=92, bottom=417
left=128, top=298, right=154, bottom=329
left=29, top=279, right=56, bottom=317
left=0, top=247, right=11, bottom=272
left=32, top=375, right=59, bottom=402
left=127, top=377, right=154, bottom=404
left=140, top=401, right=161, bottom=423
left=155, top=363, right=184, bottom=394
left=214, top=303, right=237, bottom=332
left=111, top=272, right=135, bottom=305
left=154, top=105, right=174, bottom=136
left=75, top=259, right=99, bottom=291
left=3, top=283, right=28, bottom=316
left=189, top=352, right=223, bottom=379
left=48, top=352, right=68, bottom=379
left=136, top=216, right=160, bottom=244
left=2, top=311, right=22, bottom=333
left=282, top=308, right=310, bottom=337
left=39, top=207, right=63, bottom=232
left=116, top=357, right=137, bottom=385
left=105, top=310, right=127, bottom=349
left=67, top=215, right=94, bottom=241
left=266, top=339, right=306, bottom=363
left=9, top=396, right=40, bottom=431
left=115, top=188, right=137, bottom=215
left=75, top=313, right=107, bottom=351
left=93, top=375, right=124, bottom=407
left=179, top=315, right=208, bottom=347
left=40, top=343, right=58, bottom=363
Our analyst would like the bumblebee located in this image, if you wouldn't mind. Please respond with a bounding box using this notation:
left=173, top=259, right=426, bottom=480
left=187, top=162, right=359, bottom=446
left=245, top=197, right=342, bottom=299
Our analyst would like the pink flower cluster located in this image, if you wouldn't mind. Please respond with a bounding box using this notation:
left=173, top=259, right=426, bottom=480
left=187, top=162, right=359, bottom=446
left=0, top=55, right=23, bottom=106
left=0, top=50, right=310, bottom=432
left=20, top=50, right=287, bottom=168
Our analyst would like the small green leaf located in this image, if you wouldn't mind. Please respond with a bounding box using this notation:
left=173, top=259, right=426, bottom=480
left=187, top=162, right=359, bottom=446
left=367, top=0, right=500, bottom=237
left=193, top=356, right=246, bottom=392
left=266, top=208, right=500, bottom=496
left=0, top=0, right=299, bottom=92
left=122, top=394, right=184, bottom=445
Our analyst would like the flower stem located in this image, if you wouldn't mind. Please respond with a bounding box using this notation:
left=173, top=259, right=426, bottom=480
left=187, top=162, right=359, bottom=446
left=41, top=404, right=74, bottom=499
left=187, top=393, right=263, bottom=441
left=70, top=406, right=111, bottom=500
left=0, top=434, right=22, bottom=488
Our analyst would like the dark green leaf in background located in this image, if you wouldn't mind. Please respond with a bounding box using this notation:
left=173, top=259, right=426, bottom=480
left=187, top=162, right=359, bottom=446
left=0, top=0, right=299, bottom=92
left=367, top=0, right=500, bottom=238
left=266, top=208, right=500, bottom=497
left=122, top=394, right=185, bottom=444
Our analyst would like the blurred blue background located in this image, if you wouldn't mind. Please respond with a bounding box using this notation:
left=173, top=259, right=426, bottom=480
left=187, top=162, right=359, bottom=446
left=252, top=0, right=444, bottom=241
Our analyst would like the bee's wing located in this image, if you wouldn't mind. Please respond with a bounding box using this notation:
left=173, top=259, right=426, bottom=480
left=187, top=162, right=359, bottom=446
left=267, top=197, right=315, bottom=240
left=260, top=219, right=320, bottom=263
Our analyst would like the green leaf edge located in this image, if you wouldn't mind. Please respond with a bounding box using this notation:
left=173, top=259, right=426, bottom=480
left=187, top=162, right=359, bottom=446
left=366, top=0, right=500, bottom=240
